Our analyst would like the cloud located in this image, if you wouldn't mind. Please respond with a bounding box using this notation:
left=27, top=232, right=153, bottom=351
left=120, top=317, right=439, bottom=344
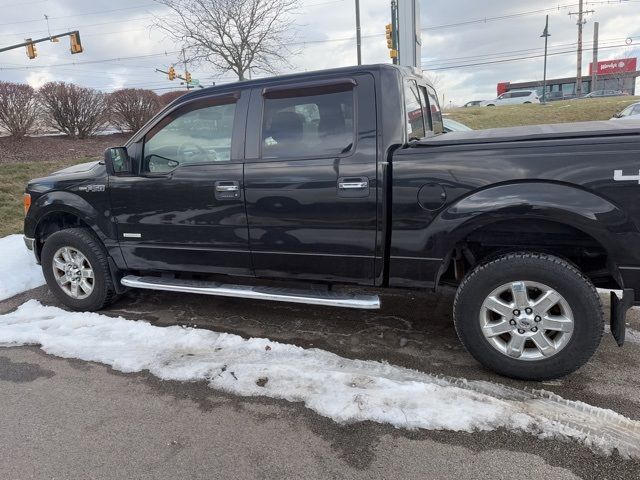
left=0, top=0, right=638, bottom=104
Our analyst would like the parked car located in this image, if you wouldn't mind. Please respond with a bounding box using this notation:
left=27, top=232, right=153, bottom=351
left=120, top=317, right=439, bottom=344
left=581, top=90, right=628, bottom=99
left=481, top=90, right=540, bottom=106
left=23, top=64, right=640, bottom=381
left=443, top=118, right=473, bottom=132
left=611, top=102, right=640, bottom=120
left=463, top=100, right=483, bottom=107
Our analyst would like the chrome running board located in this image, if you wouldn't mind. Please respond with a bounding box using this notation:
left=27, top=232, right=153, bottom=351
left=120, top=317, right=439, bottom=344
left=121, top=275, right=381, bottom=310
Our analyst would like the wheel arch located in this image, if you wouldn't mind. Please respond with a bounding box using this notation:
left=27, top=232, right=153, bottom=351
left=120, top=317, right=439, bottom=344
left=432, top=182, right=636, bottom=289
left=30, top=191, right=117, bottom=261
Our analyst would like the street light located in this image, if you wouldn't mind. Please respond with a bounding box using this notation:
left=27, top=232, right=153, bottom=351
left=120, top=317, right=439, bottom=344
left=540, top=15, right=551, bottom=104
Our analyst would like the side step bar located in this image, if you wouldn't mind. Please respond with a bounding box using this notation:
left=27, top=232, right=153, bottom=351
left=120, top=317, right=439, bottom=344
left=121, top=275, right=381, bottom=310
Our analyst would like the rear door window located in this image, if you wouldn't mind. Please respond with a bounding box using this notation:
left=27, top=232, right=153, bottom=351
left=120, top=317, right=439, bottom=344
left=261, top=88, right=354, bottom=159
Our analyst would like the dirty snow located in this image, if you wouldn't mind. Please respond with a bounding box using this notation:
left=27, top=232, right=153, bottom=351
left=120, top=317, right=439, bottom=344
left=0, top=235, right=45, bottom=301
left=1, top=300, right=639, bottom=459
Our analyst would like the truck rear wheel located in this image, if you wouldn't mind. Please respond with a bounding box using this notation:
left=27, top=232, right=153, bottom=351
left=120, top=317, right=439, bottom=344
left=453, top=252, right=603, bottom=380
left=41, top=228, right=117, bottom=312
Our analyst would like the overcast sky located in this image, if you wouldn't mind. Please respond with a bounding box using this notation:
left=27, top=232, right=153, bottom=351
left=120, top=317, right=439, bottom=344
left=0, top=0, right=638, bottom=104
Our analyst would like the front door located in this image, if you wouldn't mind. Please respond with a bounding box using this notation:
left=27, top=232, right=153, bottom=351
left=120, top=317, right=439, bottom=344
left=243, top=74, right=379, bottom=285
left=109, top=92, right=252, bottom=276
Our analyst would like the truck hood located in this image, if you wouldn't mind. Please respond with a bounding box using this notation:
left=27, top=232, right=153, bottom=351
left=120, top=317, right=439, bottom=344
left=27, top=160, right=106, bottom=194
left=49, top=160, right=101, bottom=176
left=419, top=119, right=640, bottom=147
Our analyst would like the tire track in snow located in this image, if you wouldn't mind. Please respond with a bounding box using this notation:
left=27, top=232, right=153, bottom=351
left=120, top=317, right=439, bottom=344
left=1, top=300, right=639, bottom=459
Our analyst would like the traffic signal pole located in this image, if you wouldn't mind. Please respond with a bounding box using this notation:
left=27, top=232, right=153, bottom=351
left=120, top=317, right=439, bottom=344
left=0, top=30, right=83, bottom=56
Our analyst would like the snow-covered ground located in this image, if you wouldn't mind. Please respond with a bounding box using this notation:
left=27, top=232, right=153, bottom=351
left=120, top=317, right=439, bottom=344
left=0, top=235, right=45, bottom=301
left=1, top=300, right=639, bottom=459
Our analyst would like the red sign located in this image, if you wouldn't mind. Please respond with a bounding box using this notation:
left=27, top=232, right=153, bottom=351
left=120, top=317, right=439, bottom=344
left=589, top=58, right=637, bottom=75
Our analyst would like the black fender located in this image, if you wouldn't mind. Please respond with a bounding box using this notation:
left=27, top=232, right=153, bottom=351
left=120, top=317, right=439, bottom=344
left=29, top=191, right=116, bottom=242
left=26, top=191, right=127, bottom=277
left=426, top=181, right=640, bottom=274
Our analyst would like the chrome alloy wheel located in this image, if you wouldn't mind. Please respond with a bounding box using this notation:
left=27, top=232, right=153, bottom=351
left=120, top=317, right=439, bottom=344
left=52, top=247, right=95, bottom=299
left=479, top=281, right=574, bottom=361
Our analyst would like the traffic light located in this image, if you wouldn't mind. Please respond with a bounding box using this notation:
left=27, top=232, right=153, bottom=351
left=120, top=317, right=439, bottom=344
left=185, top=71, right=192, bottom=83
left=70, top=31, right=83, bottom=54
left=25, top=39, right=37, bottom=59
left=168, top=66, right=176, bottom=80
left=385, top=24, right=393, bottom=49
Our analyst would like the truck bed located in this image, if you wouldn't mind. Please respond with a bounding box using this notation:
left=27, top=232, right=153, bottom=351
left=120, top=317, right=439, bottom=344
left=419, top=119, right=640, bottom=146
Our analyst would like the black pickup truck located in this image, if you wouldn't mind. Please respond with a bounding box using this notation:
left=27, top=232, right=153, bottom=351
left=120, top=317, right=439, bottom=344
left=23, top=64, right=640, bottom=380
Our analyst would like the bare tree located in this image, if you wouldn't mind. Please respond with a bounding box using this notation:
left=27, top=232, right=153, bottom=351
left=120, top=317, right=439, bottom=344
left=159, top=90, right=188, bottom=106
left=152, top=0, right=299, bottom=81
left=0, top=82, right=40, bottom=138
left=39, top=82, right=109, bottom=139
left=109, top=89, right=162, bottom=133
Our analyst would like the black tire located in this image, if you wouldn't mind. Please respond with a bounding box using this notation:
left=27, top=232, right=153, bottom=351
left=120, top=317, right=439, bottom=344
left=453, top=252, right=603, bottom=380
left=524, top=101, right=532, bottom=104
left=41, top=228, right=118, bottom=311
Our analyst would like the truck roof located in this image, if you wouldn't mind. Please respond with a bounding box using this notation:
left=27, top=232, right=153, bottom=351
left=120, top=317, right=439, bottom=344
left=419, top=120, right=640, bottom=146
left=178, top=63, right=419, bottom=100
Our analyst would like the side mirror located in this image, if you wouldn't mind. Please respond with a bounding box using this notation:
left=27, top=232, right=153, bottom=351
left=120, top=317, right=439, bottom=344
left=104, top=147, right=131, bottom=175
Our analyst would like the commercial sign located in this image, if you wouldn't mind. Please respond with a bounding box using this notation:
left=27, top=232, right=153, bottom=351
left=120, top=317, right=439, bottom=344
left=589, top=58, right=637, bottom=75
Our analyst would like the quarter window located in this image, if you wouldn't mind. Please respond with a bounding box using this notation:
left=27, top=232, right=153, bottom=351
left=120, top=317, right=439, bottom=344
left=261, top=89, right=354, bottom=159
left=404, top=80, right=425, bottom=140
left=425, top=85, right=443, bottom=135
left=143, top=100, right=236, bottom=173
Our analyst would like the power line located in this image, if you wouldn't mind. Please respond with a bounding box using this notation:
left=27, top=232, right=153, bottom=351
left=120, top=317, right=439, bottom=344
left=0, top=4, right=158, bottom=27
left=422, top=42, right=634, bottom=71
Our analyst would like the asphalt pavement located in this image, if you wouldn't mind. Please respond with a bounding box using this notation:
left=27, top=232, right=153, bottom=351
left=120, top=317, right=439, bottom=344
left=1, top=284, right=639, bottom=480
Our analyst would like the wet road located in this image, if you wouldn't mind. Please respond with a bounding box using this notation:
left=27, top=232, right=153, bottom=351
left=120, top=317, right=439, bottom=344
left=1, top=285, right=639, bottom=479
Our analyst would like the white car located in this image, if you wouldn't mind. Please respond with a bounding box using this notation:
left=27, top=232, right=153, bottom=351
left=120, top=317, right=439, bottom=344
left=481, top=90, right=540, bottom=107
left=611, top=102, right=640, bottom=120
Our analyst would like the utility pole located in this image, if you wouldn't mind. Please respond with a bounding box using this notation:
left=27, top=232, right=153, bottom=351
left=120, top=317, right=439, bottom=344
left=390, top=0, right=398, bottom=65
left=591, top=22, right=599, bottom=94
left=355, top=0, right=362, bottom=65
left=540, top=15, right=550, bottom=104
left=396, top=0, right=421, bottom=68
left=182, top=49, right=189, bottom=91
left=569, top=0, right=594, bottom=97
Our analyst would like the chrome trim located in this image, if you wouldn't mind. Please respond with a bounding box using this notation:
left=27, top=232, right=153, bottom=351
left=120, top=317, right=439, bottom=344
left=122, top=233, right=142, bottom=238
left=338, top=181, right=368, bottom=189
left=23, top=236, right=35, bottom=251
left=215, top=184, right=239, bottom=192
left=121, top=275, right=381, bottom=309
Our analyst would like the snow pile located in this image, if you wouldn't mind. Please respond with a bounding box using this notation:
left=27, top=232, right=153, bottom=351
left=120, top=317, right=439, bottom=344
left=0, top=235, right=45, bottom=301
left=1, top=300, right=639, bottom=458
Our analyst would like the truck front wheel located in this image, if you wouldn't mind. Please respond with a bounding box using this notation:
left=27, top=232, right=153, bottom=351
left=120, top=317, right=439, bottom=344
left=453, top=252, right=603, bottom=380
left=41, top=228, right=117, bottom=312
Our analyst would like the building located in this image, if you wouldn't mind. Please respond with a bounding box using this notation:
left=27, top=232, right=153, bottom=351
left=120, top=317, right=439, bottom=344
left=497, top=57, right=639, bottom=98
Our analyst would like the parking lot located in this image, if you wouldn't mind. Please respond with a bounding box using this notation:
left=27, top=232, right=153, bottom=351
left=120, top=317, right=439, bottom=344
left=1, top=285, right=639, bottom=479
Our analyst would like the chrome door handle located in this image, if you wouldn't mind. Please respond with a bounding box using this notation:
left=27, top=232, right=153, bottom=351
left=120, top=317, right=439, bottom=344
left=338, top=181, right=368, bottom=189
left=216, top=184, right=239, bottom=192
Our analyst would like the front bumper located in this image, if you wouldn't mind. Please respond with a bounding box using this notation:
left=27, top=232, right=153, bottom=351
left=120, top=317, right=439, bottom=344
left=23, top=236, right=39, bottom=263
left=23, top=236, right=34, bottom=251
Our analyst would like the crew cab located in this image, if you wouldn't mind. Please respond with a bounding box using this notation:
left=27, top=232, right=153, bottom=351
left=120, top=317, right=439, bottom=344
left=23, top=64, right=640, bottom=380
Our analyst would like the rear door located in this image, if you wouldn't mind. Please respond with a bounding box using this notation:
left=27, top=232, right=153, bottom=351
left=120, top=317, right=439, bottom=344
left=109, top=91, right=252, bottom=275
left=243, top=74, right=379, bottom=284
